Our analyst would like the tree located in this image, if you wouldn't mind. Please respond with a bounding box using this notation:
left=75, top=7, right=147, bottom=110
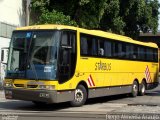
left=119, top=0, right=159, bottom=38
left=37, top=9, right=77, bottom=26
left=30, top=0, right=159, bottom=38
left=30, top=0, right=77, bottom=26
left=100, top=0, right=125, bottom=35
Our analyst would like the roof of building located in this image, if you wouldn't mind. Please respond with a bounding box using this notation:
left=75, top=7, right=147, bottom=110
left=140, top=32, right=160, bottom=37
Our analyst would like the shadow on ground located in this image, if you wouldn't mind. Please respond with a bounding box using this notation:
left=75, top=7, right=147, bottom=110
left=0, top=88, right=160, bottom=112
left=145, top=90, right=160, bottom=96
left=0, top=94, right=128, bottom=112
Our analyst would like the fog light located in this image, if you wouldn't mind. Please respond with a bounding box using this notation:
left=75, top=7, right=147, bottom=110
left=4, top=83, right=13, bottom=88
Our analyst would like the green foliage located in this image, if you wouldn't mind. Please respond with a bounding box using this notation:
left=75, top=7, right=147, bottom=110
left=37, top=9, right=77, bottom=26
left=30, top=0, right=159, bottom=38
left=100, top=0, right=125, bottom=35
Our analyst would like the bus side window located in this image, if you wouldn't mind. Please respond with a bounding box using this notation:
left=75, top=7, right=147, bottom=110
left=153, top=49, right=158, bottom=62
left=126, top=44, right=131, bottom=59
left=146, top=48, right=154, bottom=61
left=80, top=34, right=98, bottom=56
left=91, top=38, right=98, bottom=56
left=80, top=37, right=88, bottom=55
left=112, top=42, right=118, bottom=57
left=138, top=47, right=145, bottom=60
left=104, top=41, right=112, bottom=57
left=118, top=43, right=126, bottom=58
left=133, top=46, right=138, bottom=59
left=98, top=40, right=105, bottom=56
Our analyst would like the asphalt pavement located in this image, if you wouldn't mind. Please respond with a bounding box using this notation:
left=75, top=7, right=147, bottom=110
left=0, top=83, right=160, bottom=120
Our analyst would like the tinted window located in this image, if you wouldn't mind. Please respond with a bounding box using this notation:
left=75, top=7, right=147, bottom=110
left=80, top=33, right=158, bottom=62
left=104, top=41, right=112, bottom=57
left=146, top=48, right=153, bottom=61
left=138, top=47, right=145, bottom=60
left=80, top=34, right=98, bottom=56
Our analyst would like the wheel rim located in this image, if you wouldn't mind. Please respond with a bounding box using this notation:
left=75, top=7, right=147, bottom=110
left=133, top=84, right=138, bottom=94
left=75, top=89, right=84, bottom=103
left=141, top=84, right=145, bottom=93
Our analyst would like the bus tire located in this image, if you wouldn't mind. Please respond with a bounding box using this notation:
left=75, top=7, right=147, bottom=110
left=70, top=85, right=87, bottom=107
left=139, top=81, right=146, bottom=96
left=131, top=81, right=138, bottom=97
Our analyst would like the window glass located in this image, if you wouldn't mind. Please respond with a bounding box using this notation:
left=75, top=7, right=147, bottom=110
left=80, top=34, right=98, bottom=56
left=118, top=43, right=126, bottom=58
left=126, top=44, right=134, bottom=59
left=80, top=33, right=158, bottom=63
left=92, top=38, right=98, bottom=56
left=153, top=49, right=158, bottom=62
left=133, top=46, right=138, bottom=59
left=138, top=47, right=145, bottom=60
left=104, top=41, right=112, bottom=57
left=146, top=48, right=153, bottom=61
left=112, top=42, right=119, bottom=57
left=98, top=40, right=105, bottom=56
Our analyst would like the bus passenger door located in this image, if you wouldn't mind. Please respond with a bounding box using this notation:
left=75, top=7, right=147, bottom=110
left=58, top=31, right=76, bottom=83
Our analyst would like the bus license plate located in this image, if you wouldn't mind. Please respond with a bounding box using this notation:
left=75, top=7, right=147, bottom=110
left=5, top=90, right=12, bottom=99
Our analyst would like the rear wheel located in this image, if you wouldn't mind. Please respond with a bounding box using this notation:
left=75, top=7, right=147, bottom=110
left=139, top=81, right=146, bottom=96
left=70, top=85, right=87, bottom=107
left=131, top=81, right=138, bottom=97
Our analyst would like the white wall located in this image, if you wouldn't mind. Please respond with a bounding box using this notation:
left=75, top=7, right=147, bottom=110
left=0, top=0, right=26, bottom=26
left=0, top=0, right=28, bottom=85
left=0, top=38, right=10, bottom=84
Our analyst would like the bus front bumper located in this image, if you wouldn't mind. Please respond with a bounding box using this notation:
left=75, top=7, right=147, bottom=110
left=4, top=88, right=74, bottom=103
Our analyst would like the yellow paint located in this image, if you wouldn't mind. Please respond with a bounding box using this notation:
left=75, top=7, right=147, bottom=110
left=6, top=24, right=158, bottom=91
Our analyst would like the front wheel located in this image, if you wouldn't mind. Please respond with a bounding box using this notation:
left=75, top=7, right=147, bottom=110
left=70, top=85, right=87, bottom=107
left=131, top=81, right=138, bottom=97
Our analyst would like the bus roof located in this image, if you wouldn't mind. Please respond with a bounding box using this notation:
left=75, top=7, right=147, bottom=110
left=16, top=24, right=158, bottom=48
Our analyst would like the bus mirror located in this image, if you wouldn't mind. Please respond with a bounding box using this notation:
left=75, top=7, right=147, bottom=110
left=1, top=47, right=9, bottom=65
left=98, top=48, right=104, bottom=56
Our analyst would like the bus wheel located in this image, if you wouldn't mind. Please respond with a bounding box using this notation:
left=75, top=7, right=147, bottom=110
left=131, top=81, right=138, bottom=97
left=139, top=81, right=146, bottom=96
left=70, top=85, right=87, bottom=107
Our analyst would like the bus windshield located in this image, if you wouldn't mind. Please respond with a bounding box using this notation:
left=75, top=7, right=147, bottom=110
left=6, top=30, right=60, bottom=80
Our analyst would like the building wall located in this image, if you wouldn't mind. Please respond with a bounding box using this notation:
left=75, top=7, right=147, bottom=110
left=0, top=0, right=28, bottom=87
left=0, top=0, right=25, bottom=26
left=0, top=0, right=26, bottom=47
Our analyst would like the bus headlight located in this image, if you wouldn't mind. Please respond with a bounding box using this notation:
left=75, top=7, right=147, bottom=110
left=4, top=83, right=13, bottom=88
left=39, top=85, right=55, bottom=90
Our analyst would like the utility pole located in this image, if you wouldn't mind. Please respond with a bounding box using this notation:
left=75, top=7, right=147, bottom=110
left=25, top=0, right=31, bottom=26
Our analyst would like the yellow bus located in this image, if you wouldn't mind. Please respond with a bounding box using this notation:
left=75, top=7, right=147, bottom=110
left=4, top=25, right=159, bottom=107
